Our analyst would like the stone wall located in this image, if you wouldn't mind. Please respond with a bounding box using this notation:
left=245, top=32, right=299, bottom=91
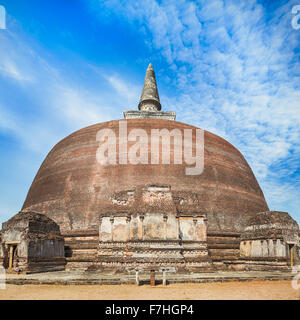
left=235, top=211, right=300, bottom=271
left=240, top=239, right=286, bottom=258
left=95, top=213, right=211, bottom=272
left=99, top=214, right=207, bottom=242
left=0, top=211, right=66, bottom=273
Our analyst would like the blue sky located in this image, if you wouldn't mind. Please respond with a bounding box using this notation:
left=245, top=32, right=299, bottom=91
left=0, top=0, right=299, bottom=225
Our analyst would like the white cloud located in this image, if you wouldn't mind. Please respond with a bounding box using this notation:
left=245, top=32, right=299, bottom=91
left=0, top=59, right=30, bottom=82
left=106, top=75, right=140, bottom=106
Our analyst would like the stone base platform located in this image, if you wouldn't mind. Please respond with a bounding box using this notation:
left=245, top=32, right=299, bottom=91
left=3, top=270, right=296, bottom=286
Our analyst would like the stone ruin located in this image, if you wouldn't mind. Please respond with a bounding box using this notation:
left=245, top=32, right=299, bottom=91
left=236, top=211, right=300, bottom=271
left=0, top=211, right=66, bottom=274
left=94, top=185, right=212, bottom=272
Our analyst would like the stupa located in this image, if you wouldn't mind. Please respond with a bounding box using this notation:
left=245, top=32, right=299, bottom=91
left=1, top=64, right=299, bottom=273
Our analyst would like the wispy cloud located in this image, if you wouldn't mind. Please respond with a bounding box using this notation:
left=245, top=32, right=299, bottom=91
left=106, top=75, right=140, bottom=106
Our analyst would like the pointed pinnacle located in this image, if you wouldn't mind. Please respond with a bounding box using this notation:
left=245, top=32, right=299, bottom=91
left=138, top=63, right=162, bottom=111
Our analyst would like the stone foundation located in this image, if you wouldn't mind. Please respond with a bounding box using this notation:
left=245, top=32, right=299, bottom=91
left=94, top=240, right=212, bottom=272
left=123, top=110, right=176, bottom=120
left=207, top=231, right=241, bottom=270
left=63, top=230, right=98, bottom=270
left=93, top=211, right=213, bottom=272
left=2, top=211, right=298, bottom=273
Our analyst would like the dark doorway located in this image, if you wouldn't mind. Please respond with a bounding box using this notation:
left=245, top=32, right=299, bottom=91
left=64, top=246, right=73, bottom=258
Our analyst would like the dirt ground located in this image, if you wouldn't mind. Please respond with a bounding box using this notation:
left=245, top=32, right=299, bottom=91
left=0, top=280, right=299, bottom=300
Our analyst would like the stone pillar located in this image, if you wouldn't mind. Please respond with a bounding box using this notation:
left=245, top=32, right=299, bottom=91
left=250, top=240, right=255, bottom=256
left=176, top=215, right=180, bottom=241
left=272, top=239, right=276, bottom=257
left=203, top=217, right=208, bottom=241
left=136, top=270, right=140, bottom=286
left=262, top=240, right=268, bottom=257
left=126, top=215, right=131, bottom=241
left=140, top=215, right=145, bottom=240
left=8, top=245, right=13, bottom=269
left=282, top=242, right=286, bottom=257
left=193, top=217, right=197, bottom=241
left=275, top=239, right=284, bottom=257
left=110, top=216, right=114, bottom=241
left=163, top=215, right=168, bottom=240
left=162, top=270, right=167, bottom=286
left=150, top=270, right=155, bottom=286
left=291, top=246, right=294, bottom=268
left=99, top=217, right=102, bottom=240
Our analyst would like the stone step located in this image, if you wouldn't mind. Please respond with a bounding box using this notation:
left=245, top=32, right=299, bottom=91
left=210, top=255, right=239, bottom=261
left=207, top=239, right=240, bottom=245
left=207, top=231, right=241, bottom=238
left=207, top=243, right=240, bottom=250
left=66, top=256, right=96, bottom=262
left=209, top=248, right=239, bottom=254
left=65, top=242, right=98, bottom=249
left=62, top=230, right=99, bottom=237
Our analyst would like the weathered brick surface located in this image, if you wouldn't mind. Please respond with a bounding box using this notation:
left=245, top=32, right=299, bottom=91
left=21, top=119, right=269, bottom=233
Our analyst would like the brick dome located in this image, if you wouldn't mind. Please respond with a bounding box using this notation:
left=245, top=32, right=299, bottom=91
left=22, top=119, right=269, bottom=233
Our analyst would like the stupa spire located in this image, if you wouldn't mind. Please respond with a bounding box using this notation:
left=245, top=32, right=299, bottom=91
left=138, top=63, right=162, bottom=111
left=123, top=63, right=175, bottom=120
